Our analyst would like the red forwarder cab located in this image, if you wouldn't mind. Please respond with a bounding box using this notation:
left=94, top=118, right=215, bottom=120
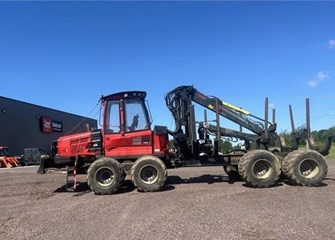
left=51, top=91, right=170, bottom=170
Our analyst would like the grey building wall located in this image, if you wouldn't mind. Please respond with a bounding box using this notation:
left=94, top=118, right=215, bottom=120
left=0, top=96, right=97, bottom=156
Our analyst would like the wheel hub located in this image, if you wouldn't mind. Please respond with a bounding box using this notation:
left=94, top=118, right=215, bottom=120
left=95, top=167, right=115, bottom=187
left=252, top=159, right=273, bottom=179
left=299, top=159, right=319, bottom=178
left=140, top=165, right=158, bottom=184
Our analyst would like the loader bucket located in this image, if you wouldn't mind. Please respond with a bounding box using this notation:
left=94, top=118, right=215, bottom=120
left=37, top=157, right=58, bottom=174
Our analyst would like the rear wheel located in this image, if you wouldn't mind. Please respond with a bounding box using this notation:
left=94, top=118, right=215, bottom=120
left=131, top=156, right=167, bottom=192
left=282, top=149, right=327, bottom=186
left=238, top=150, right=281, bottom=188
left=87, top=158, right=123, bottom=195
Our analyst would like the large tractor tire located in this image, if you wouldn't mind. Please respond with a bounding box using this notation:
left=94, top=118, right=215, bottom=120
left=223, top=165, right=242, bottom=182
left=282, top=149, right=327, bottom=186
left=131, top=155, right=167, bottom=192
left=238, top=150, right=281, bottom=188
left=87, top=158, right=123, bottom=195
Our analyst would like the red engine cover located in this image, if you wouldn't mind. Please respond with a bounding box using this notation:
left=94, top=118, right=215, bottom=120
left=56, top=132, right=94, bottom=157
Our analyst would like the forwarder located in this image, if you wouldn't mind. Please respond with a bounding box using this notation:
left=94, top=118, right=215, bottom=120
left=38, top=86, right=332, bottom=194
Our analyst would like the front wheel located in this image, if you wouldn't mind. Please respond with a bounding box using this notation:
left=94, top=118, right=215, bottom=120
left=282, top=149, right=327, bottom=186
left=87, top=158, right=123, bottom=195
left=238, top=150, right=281, bottom=188
left=131, top=156, right=167, bottom=192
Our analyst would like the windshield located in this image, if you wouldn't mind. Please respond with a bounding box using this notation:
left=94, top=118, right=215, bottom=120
left=124, top=99, right=150, bottom=132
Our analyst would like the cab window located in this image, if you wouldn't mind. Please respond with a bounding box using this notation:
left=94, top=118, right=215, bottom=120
left=124, top=99, right=149, bottom=132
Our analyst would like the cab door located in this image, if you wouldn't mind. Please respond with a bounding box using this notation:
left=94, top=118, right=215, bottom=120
left=103, top=97, right=152, bottom=158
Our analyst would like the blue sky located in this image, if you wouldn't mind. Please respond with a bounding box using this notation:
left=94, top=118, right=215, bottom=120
left=1, top=1, right=335, bottom=134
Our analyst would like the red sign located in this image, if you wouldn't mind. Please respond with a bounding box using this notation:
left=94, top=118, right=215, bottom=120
left=40, top=117, right=52, bottom=133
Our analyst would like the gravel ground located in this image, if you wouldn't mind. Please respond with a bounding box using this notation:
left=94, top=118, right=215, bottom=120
left=1, top=162, right=335, bottom=240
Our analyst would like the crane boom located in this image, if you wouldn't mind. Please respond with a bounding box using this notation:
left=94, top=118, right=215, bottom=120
left=165, top=85, right=275, bottom=138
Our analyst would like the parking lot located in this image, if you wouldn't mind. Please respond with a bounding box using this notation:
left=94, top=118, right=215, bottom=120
left=1, top=161, right=335, bottom=240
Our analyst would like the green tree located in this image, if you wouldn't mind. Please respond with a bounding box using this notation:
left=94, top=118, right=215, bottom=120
left=168, top=140, right=175, bottom=149
left=279, top=130, right=293, bottom=147
left=218, top=140, right=233, bottom=153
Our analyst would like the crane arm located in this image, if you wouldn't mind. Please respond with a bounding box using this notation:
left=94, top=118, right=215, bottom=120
left=165, top=85, right=275, bottom=137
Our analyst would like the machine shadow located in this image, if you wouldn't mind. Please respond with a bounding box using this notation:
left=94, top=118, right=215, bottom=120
left=325, top=177, right=335, bottom=181
left=54, top=173, right=327, bottom=195
left=54, top=180, right=136, bottom=195
left=54, top=182, right=90, bottom=194
left=241, top=182, right=284, bottom=188
left=53, top=175, right=231, bottom=195
left=166, top=174, right=230, bottom=185
left=282, top=181, right=328, bottom=187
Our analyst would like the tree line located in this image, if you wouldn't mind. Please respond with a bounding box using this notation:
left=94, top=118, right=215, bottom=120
left=169, top=125, right=335, bottom=154
left=280, top=125, right=335, bottom=146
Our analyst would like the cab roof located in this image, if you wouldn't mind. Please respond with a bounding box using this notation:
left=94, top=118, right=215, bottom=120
left=102, top=91, right=147, bottom=101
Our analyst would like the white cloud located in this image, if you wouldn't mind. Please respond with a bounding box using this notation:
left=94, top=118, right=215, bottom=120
left=308, top=71, right=330, bottom=88
left=328, top=39, right=335, bottom=49
left=317, top=71, right=329, bottom=81
left=308, top=80, right=319, bottom=88
left=268, top=103, right=275, bottom=109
